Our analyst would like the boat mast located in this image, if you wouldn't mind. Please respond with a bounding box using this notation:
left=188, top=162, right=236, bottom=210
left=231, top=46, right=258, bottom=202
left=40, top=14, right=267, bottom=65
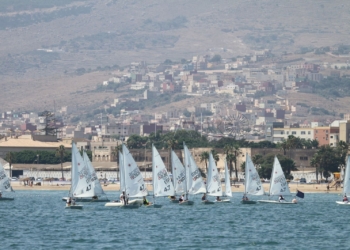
left=244, top=153, right=248, bottom=196
left=183, top=142, right=189, bottom=201
left=152, top=144, right=156, bottom=205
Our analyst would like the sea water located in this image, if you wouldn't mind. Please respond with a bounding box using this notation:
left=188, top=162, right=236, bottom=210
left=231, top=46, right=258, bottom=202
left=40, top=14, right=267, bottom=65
left=0, top=191, right=347, bottom=249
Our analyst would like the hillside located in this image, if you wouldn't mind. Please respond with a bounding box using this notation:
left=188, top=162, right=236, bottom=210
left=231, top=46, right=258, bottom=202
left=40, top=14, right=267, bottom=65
left=0, top=0, right=350, bottom=111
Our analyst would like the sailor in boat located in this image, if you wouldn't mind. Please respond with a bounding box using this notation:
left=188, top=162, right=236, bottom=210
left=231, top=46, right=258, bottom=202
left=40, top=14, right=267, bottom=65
left=92, top=195, right=98, bottom=200
left=169, top=195, right=176, bottom=201
left=121, top=191, right=128, bottom=205
left=0, top=191, right=2, bottom=198
left=66, top=197, right=72, bottom=207
left=179, top=194, right=184, bottom=203
left=119, top=193, right=124, bottom=204
left=202, top=194, right=207, bottom=201
left=216, top=196, right=222, bottom=202
left=278, top=195, right=285, bottom=202
left=292, top=198, right=298, bottom=203
left=72, top=198, right=76, bottom=206
left=143, top=196, right=152, bottom=206
left=242, top=194, right=249, bottom=201
left=343, top=195, right=348, bottom=203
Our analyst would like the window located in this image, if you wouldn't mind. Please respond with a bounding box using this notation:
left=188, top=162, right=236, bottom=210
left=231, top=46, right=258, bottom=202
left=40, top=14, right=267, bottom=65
left=330, top=136, right=333, bottom=139
left=308, top=131, right=311, bottom=135
left=315, top=130, right=318, bottom=133
left=301, top=131, right=306, bottom=135
left=280, top=131, right=284, bottom=134
left=300, top=156, right=308, bottom=161
left=287, top=131, right=289, bottom=135
left=292, top=131, right=296, bottom=135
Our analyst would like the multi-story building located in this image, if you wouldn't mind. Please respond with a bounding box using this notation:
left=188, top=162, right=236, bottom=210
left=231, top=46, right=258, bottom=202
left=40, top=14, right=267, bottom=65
left=272, top=127, right=314, bottom=143
left=314, top=127, right=330, bottom=146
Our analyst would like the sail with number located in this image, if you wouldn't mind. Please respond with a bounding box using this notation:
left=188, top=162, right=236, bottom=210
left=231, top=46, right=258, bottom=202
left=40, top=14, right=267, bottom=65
left=206, top=152, right=222, bottom=196
left=342, top=156, right=350, bottom=196
left=122, top=144, right=148, bottom=198
left=172, top=150, right=186, bottom=195
left=0, top=161, right=13, bottom=193
left=183, top=143, right=206, bottom=195
left=71, top=143, right=95, bottom=198
left=152, top=145, right=175, bottom=197
left=224, top=160, right=232, bottom=197
left=83, top=151, right=105, bottom=197
left=269, top=156, right=290, bottom=196
left=119, top=150, right=125, bottom=192
left=244, top=153, right=264, bottom=196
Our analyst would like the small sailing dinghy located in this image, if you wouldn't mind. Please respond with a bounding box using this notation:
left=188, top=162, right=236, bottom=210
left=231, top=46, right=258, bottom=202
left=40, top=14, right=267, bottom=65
left=62, top=152, right=109, bottom=202
left=0, top=160, right=14, bottom=201
left=204, top=152, right=222, bottom=204
left=179, top=143, right=206, bottom=206
left=170, top=150, right=186, bottom=204
left=105, top=151, right=126, bottom=207
left=65, top=143, right=88, bottom=209
left=144, top=145, right=175, bottom=208
left=258, top=156, right=297, bottom=204
left=336, top=156, right=350, bottom=205
left=241, top=153, right=264, bottom=204
left=217, top=159, right=232, bottom=203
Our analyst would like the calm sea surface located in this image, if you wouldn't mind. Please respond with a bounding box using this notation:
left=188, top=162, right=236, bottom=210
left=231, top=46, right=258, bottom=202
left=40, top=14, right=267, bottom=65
left=0, top=191, right=348, bottom=249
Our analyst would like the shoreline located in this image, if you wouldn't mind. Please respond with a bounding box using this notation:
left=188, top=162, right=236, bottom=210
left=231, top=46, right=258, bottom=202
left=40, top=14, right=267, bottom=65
left=10, top=182, right=342, bottom=194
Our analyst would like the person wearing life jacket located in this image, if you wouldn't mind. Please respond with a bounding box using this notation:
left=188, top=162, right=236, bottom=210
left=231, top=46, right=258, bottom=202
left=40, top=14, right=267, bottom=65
left=343, top=195, right=348, bottom=202
left=216, top=196, right=222, bottom=202
left=279, top=195, right=285, bottom=202
left=66, top=197, right=72, bottom=206
left=179, top=194, right=184, bottom=202
left=143, top=196, right=151, bottom=206
left=202, top=194, right=207, bottom=201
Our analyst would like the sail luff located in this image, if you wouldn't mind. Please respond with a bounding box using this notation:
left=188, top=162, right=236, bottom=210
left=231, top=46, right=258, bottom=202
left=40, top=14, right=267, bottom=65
left=343, top=156, right=350, bottom=196
left=269, top=156, right=291, bottom=196
left=206, top=152, right=222, bottom=197
left=224, top=160, right=232, bottom=197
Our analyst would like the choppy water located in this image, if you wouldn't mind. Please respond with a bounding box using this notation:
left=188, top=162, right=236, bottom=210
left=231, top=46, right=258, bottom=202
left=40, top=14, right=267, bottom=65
left=0, top=191, right=348, bottom=249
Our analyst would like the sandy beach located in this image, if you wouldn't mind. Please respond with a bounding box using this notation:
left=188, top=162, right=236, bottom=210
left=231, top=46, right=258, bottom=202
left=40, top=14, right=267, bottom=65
left=11, top=182, right=341, bottom=194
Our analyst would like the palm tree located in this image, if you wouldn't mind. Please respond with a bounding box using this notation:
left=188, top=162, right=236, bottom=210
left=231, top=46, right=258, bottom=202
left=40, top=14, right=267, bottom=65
left=224, top=144, right=234, bottom=178
left=231, top=144, right=242, bottom=180
left=211, top=149, right=220, bottom=165
left=199, top=151, right=209, bottom=173
left=5, top=152, right=15, bottom=178
left=310, top=154, right=319, bottom=183
left=55, top=145, right=66, bottom=179
left=277, top=139, right=288, bottom=155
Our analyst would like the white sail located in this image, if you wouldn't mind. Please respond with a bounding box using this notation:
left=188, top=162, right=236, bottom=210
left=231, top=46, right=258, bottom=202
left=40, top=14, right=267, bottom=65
left=244, top=153, right=264, bottom=196
left=171, top=150, right=186, bottom=195
left=343, top=156, right=350, bottom=196
left=269, top=156, right=291, bottom=196
left=206, top=152, right=222, bottom=196
left=83, top=151, right=105, bottom=196
left=122, top=144, right=148, bottom=198
left=71, top=143, right=95, bottom=198
left=0, top=161, right=12, bottom=192
left=119, top=150, right=125, bottom=192
left=183, top=143, right=206, bottom=195
left=152, top=145, right=175, bottom=197
left=224, top=160, right=232, bottom=197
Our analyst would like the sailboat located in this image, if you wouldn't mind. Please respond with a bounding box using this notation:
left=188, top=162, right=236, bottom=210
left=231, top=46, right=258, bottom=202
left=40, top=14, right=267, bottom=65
left=258, top=156, right=297, bottom=204
left=0, top=160, right=14, bottom=201
left=220, top=159, right=232, bottom=202
left=63, top=151, right=109, bottom=202
left=105, top=144, right=147, bottom=208
left=180, top=143, right=206, bottom=205
left=241, top=153, right=264, bottom=204
left=336, top=155, right=350, bottom=205
left=203, top=152, right=222, bottom=204
left=171, top=150, right=186, bottom=203
left=146, top=144, right=175, bottom=208
left=65, top=143, right=90, bottom=209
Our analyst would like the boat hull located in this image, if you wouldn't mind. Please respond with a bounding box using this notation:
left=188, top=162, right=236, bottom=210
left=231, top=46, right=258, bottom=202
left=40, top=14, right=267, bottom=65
left=65, top=205, right=83, bottom=209
left=0, top=197, right=14, bottom=201
left=215, top=199, right=231, bottom=203
left=105, top=202, right=124, bottom=207
left=202, top=200, right=215, bottom=205
left=241, top=200, right=257, bottom=204
left=170, top=200, right=179, bottom=203
left=258, top=200, right=297, bottom=204
left=179, top=200, right=194, bottom=206
left=129, top=199, right=143, bottom=205
left=62, top=197, right=109, bottom=202
left=336, top=201, right=350, bottom=205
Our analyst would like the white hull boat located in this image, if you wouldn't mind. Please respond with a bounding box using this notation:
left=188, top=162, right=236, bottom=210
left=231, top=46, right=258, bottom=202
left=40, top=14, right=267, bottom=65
left=202, top=200, right=215, bottom=205
left=0, top=197, right=14, bottom=201
left=258, top=200, right=297, bottom=204
left=215, top=199, right=231, bottom=203
left=65, top=204, right=83, bottom=209
left=336, top=201, right=350, bottom=205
